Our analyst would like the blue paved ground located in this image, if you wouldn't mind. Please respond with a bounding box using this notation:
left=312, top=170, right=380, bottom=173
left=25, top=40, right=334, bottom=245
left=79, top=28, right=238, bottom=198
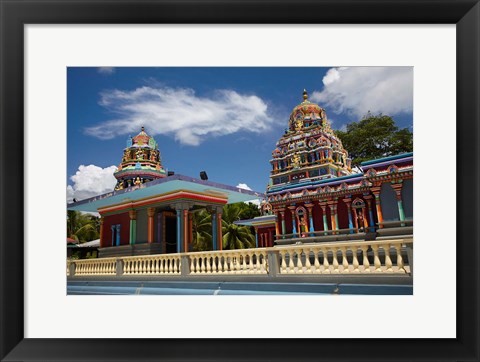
left=68, top=280, right=412, bottom=295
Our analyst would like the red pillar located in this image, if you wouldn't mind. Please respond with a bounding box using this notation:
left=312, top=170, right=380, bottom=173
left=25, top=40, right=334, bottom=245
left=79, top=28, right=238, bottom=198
left=99, top=216, right=105, bottom=247
left=217, top=211, right=223, bottom=251
left=147, top=207, right=155, bottom=244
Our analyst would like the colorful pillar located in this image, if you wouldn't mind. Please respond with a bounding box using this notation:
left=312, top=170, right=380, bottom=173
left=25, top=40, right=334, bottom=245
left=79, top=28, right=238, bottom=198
left=280, top=210, right=286, bottom=238
left=320, top=203, right=329, bottom=235
left=129, top=209, right=137, bottom=245
left=211, top=210, right=217, bottom=250
left=288, top=206, right=297, bottom=237
left=328, top=201, right=338, bottom=234
left=371, top=186, right=384, bottom=228
left=305, top=203, right=315, bottom=236
left=343, top=198, right=354, bottom=234
left=183, top=209, right=189, bottom=253
left=274, top=210, right=281, bottom=240
left=254, top=227, right=259, bottom=248
left=115, top=225, right=121, bottom=246
left=217, top=210, right=223, bottom=251
left=188, top=212, right=193, bottom=252
left=391, top=183, right=406, bottom=225
left=175, top=208, right=183, bottom=253
left=99, top=216, right=105, bottom=248
left=364, top=195, right=375, bottom=232
left=111, top=225, right=115, bottom=246
left=147, top=207, right=155, bottom=243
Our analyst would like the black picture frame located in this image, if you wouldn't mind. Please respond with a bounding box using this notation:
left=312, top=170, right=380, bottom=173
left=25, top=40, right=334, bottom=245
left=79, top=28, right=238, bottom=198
left=1, top=1, right=479, bottom=361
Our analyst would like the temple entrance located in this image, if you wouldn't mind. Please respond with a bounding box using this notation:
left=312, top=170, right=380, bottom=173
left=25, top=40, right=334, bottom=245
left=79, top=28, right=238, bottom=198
left=164, top=213, right=178, bottom=254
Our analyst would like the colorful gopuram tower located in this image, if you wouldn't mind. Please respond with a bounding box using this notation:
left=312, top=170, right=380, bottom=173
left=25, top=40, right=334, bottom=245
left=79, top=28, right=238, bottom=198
left=255, top=90, right=413, bottom=244
left=269, top=89, right=352, bottom=190
left=114, top=127, right=166, bottom=190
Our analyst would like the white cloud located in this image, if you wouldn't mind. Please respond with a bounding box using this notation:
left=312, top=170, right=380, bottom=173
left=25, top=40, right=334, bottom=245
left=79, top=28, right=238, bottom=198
left=67, top=164, right=117, bottom=202
left=236, top=183, right=261, bottom=206
left=236, top=183, right=252, bottom=191
left=97, top=67, right=115, bottom=75
left=310, top=67, right=413, bottom=117
left=85, top=86, right=274, bottom=146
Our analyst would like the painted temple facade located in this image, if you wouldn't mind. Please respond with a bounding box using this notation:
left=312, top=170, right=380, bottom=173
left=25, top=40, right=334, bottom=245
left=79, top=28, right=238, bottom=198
left=239, top=90, right=413, bottom=245
left=67, top=128, right=263, bottom=257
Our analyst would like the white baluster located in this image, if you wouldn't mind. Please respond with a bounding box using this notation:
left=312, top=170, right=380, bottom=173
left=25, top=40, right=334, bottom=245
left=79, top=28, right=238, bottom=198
left=361, top=246, right=370, bottom=273
left=322, top=249, right=330, bottom=274
left=371, top=245, right=382, bottom=272
left=395, top=244, right=405, bottom=273
left=384, top=245, right=393, bottom=272
left=331, top=249, right=340, bottom=273
left=352, top=247, right=360, bottom=273
left=341, top=247, right=350, bottom=273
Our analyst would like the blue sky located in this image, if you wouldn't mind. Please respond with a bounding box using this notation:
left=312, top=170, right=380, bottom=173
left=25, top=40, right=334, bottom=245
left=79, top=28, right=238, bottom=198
left=67, top=67, right=413, bottom=202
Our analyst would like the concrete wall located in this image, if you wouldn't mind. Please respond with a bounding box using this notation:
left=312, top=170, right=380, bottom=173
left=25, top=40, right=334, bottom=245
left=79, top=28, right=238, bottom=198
left=136, top=208, right=148, bottom=243
left=403, top=179, right=413, bottom=219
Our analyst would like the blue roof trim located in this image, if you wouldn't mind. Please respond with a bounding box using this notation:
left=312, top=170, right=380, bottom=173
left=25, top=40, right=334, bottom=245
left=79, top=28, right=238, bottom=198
left=67, top=174, right=265, bottom=212
left=234, top=215, right=276, bottom=226
left=360, top=152, right=413, bottom=166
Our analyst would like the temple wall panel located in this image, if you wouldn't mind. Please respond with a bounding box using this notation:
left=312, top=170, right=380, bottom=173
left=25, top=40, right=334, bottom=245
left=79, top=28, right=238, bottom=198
left=380, top=183, right=399, bottom=221
left=337, top=199, right=349, bottom=229
left=403, top=179, right=413, bottom=219
left=283, top=207, right=293, bottom=234
left=312, top=203, right=324, bottom=231
left=103, top=212, right=130, bottom=246
left=136, top=208, right=148, bottom=243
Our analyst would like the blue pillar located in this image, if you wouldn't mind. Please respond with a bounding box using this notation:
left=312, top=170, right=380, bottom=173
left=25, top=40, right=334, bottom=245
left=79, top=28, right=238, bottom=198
left=309, top=214, right=314, bottom=236
left=115, top=225, right=121, bottom=246
left=292, top=217, right=297, bottom=237
left=255, top=229, right=259, bottom=248
left=111, top=225, right=115, bottom=246
left=211, top=212, right=217, bottom=250
left=176, top=209, right=182, bottom=253
left=347, top=207, right=354, bottom=234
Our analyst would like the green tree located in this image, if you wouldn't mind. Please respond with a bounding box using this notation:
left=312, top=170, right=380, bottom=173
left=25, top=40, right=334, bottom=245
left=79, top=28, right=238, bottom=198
left=221, top=203, right=257, bottom=250
left=336, top=113, right=413, bottom=165
left=191, top=209, right=213, bottom=251
left=67, top=210, right=100, bottom=243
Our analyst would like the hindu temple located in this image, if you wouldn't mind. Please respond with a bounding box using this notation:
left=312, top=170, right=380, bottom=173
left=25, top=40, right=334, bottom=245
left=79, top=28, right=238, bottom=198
left=67, top=127, right=263, bottom=257
left=237, top=90, right=413, bottom=246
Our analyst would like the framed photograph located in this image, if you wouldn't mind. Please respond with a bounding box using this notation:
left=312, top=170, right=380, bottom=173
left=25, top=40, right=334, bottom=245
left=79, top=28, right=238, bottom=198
left=1, top=0, right=479, bottom=361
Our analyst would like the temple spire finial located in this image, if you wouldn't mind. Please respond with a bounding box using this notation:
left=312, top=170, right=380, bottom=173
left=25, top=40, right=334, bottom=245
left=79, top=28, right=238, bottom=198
left=303, top=89, right=308, bottom=101
left=141, top=126, right=145, bottom=132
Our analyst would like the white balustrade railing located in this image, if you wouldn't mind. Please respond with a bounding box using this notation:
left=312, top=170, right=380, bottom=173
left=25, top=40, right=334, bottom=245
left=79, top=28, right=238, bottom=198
left=67, top=239, right=412, bottom=277
left=74, top=257, right=117, bottom=276
left=121, top=254, right=181, bottom=275
left=276, top=239, right=411, bottom=274
left=188, top=248, right=268, bottom=275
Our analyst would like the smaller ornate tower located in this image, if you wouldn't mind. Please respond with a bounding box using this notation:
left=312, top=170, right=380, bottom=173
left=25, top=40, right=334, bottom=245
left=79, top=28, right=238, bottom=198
left=113, top=127, right=167, bottom=190
left=268, top=90, right=352, bottom=190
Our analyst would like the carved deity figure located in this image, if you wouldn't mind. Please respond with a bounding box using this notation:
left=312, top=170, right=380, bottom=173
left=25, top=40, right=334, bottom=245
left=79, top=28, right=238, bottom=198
left=135, top=149, right=144, bottom=160
left=150, top=150, right=157, bottom=161
left=134, top=176, right=142, bottom=185
left=300, top=216, right=308, bottom=236
left=292, top=153, right=301, bottom=168
left=295, top=118, right=303, bottom=131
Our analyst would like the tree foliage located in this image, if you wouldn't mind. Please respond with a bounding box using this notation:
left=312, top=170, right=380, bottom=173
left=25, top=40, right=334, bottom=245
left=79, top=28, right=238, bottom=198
left=336, top=113, right=413, bottom=165
left=191, top=202, right=260, bottom=251
left=67, top=210, right=100, bottom=243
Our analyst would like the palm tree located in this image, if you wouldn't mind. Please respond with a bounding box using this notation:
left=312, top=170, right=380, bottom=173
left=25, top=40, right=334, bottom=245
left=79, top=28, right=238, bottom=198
left=191, top=209, right=212, bottom=251
left=221, top=203, right=256, bottom=250
left=67, top=210, right=100, bottom=243
left=222, top=222, right=255, bottom=250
